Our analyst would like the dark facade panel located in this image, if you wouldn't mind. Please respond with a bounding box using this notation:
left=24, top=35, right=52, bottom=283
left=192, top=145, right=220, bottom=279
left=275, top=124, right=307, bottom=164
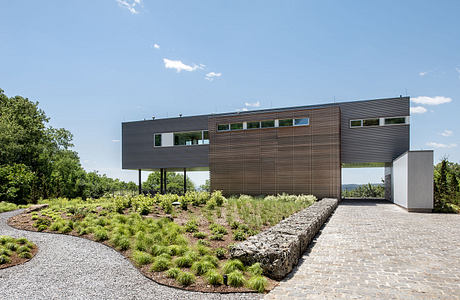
left=338, top=97, right=410, bottom=163
left=122, top=115, right=209, bottom=170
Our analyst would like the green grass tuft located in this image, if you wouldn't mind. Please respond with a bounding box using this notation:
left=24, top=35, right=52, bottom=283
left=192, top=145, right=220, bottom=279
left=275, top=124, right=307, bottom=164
left=227, top=270, right=245, bottom=287
left=191, top=260, right=215, bottom=275
left=132, top=250, right=153, bottom=266
left=165, top=267, right=181, bottom=279
left=206, top=270, right=223, bottom=286
left=150, top=256, right=171, bottom=272
left=222, top=259, right=245, bottom=274
left=247, top=275, right=267, bottom=293
left=176, top=271, right=195, bottom=286
left=247, top=262, right=263, bottom=276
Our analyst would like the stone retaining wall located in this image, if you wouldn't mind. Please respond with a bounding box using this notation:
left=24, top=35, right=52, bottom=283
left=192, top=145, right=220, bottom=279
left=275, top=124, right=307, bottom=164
left=229, top=198, right=338, bottom=279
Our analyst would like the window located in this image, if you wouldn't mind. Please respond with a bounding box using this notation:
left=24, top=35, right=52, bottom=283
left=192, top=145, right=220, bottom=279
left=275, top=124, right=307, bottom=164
left=217, top=124, right=229, bottom=131
left=294, top=118, right=309, bottom=126
left=154, top=134, right=162, bottom=147
left=174, top=131, right=202, bottom=146
left=363, top=119, right=379, bottom=127
left=230, top=123, right=244, bottom=130
left=384, top=117, right=406, bottom=125
left=350, top=120, right=362, bottom=127
left=279, top=119, right=293, bottom=127
left=261, top=120, right=275, bottom=128
left=247, top=121, right=260, bottom=129
left=202, top=130, right=209, bottom=144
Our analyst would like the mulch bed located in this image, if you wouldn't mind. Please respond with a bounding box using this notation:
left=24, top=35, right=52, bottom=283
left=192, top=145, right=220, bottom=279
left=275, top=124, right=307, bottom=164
left=0, top=241, right=38, bottom=270
left=7, top=212, right=278, bottom=293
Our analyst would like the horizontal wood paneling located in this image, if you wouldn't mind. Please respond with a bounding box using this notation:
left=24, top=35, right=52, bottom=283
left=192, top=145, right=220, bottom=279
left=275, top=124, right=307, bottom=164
left=209, top=106, right=341, bottom=198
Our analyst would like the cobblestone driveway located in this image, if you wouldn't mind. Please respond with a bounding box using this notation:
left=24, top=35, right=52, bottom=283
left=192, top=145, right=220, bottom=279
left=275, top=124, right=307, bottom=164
left=266, top=200, right=460, bottom=299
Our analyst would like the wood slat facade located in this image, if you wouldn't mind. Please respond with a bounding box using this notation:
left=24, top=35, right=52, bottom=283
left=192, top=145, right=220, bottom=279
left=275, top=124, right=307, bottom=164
left=209, top=106, right=341, bottom=198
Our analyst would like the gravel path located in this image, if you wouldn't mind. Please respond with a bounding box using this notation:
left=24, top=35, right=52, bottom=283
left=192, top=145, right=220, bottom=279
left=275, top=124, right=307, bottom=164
left=0, top=209, right=260, bottom=300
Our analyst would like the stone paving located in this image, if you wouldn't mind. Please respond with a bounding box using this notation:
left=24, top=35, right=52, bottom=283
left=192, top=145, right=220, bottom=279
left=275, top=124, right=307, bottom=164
left=265, top=200, right=460, bottom=299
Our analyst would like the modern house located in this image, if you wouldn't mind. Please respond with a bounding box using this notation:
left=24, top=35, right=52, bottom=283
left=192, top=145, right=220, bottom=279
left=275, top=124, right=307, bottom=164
left=122, top=97, right=433, bottom=212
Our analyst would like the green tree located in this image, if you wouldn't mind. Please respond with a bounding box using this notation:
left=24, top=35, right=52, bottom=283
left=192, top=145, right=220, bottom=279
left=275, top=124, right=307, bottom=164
left=0, top=164, right=37, bottom=203
left=200, top=179, right=210, bottom=192
left=143, top=171, right=195, bottom=194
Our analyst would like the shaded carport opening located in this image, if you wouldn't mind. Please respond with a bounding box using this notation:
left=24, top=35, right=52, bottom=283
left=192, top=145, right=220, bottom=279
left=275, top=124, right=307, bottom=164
left=341, top=163, right=387, bottom=200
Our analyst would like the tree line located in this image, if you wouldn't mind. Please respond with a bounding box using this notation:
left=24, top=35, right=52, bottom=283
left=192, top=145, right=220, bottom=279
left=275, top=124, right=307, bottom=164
left=0, top=89, right=137, bottom=204
left=434, top=158, right=460, bottom=212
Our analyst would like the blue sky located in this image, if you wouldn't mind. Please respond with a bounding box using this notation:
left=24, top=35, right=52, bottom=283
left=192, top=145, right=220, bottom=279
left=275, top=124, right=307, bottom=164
left=1, top=0, right=459, bottom=186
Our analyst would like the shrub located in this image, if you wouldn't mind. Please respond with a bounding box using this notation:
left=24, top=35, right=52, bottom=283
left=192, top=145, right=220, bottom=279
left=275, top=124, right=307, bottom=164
left=165, top=267, right=181, bottom=279
left=209, top=223, right=228, bottom=235
left=227, top=270, right=245, bottom=287
left=192, top=232, right=207, bottom=239
left=209, top=233, right=224, bottom=241
left=215, top=247, right=227, bottom=259
left=37, top=225, right=48, bottom=232
left=206, top=270, right=223, bottom=286
left=222, top=259, right=245, bottom=274
left=94, top=228, right=109, bottom=241
left=230, top=221, right=240, bottom=230
left=0, top=255, right=11, bottom=264
left=49, top=221, right=64, bottom=231
left=233, top=230, right=247, bottom=241
left=18, top=251, right=33, bottom=259
left=206, top=199, right=217, bottom=209
left=248, top=275, right=267, bottom=293
left=132, top=250, right=153, bottom=266
left=33, top=217, right=51, bottom=229
left=177, top=271, right=195, bottom=286
left=150, top=257, right=171, bottom=272
left=184, top=220, right=198, bottom=233
left=191, top=260, right=215, bottom=275
left=210, top=191, right=226, bottom=206
left=248, top=262, right=263, bottom=276
left=60, top=225, right=73, bottom=234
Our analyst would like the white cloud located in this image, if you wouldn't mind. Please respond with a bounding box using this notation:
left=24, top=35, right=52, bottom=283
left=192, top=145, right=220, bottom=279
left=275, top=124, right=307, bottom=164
left=205, top=72, right=222, bottom=81
left=456, top=67, right=460, bottom=79
left=153, top=43, right=160, bottom=49
left=441, top=130, right=453, bottom=137
left=116, top=0, right=142, bottom=14
left=112, top=139, right=120, bottom=143
left=411, top=96, right=452, bottom=105
left=163, top=58, right=199, bottom=72
left=426, top=142, right=457, bottom=149
left=410, top=106, right=427, bottom=114
left=419, top=71, right=428, bottom=76
left=244, top=101, right=260, bottom=108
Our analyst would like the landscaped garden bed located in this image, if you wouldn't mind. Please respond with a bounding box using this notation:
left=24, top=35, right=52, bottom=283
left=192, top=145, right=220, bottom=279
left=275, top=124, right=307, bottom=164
left=0, top=235, right=38, bottom=269
left=7, top=192, right=316, bottom=293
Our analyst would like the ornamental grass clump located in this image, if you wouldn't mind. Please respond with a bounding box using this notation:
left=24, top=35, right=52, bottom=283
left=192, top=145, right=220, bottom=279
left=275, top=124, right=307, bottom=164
left=248, top=275, right=267, bottom=293
left=177, top=271, right=195, bottom=286
left=222, top=259, right=245, bottom=274
left=93, top=228, right=109, bottom=241
left=247, top=262, right=263, bottom=276
left=132, top=250, right=153, bottom=266
left=215, top=247, right=227, bottom=259
left=227, top=270, right=245, bottom=287
left=165, top=267, right=181, bottom=279
left=192, top=232, right=207, bottom=239
left=0, top=255, right=11, bottom=264
left=191, top=260, right=215, bottom=275
left=184, top=219, right=199, bottom=233
left=150, top=256, right=171, bottom=272
left=206, top=270, right=223, bottom=286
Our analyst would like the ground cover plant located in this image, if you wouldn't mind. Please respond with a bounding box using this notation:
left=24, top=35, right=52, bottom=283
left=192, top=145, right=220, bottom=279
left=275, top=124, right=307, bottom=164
left=0, top=202, right=29, bottom=213
left=0, top=235, right=37, bottom=269
left=8, top=191, right=316, bottom=293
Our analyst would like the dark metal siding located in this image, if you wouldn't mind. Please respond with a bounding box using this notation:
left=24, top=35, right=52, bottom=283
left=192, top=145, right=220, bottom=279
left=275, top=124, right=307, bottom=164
left=122, top=115, right=209, bottom=170
left=338, top=97, right=410, bottom=163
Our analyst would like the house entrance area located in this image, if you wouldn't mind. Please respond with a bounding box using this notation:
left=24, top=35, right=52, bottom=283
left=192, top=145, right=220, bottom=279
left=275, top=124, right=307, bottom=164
left=341, top=163, right=386, bottom=200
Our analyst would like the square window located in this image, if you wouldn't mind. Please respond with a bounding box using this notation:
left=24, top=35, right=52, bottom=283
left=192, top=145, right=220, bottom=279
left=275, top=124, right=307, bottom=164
left=217, top=124, right=229, bottom=131
left=247, top=121, right=260, bottom=129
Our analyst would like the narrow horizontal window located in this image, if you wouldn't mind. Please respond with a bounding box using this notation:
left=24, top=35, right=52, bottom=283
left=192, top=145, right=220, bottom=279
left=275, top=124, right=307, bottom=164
left=261, top=120, right=275, bottom=128
left=294, top=118, right=309, bottom=126
left=247, top=121, right=260, bottom=129
left=384, top=117, right=406, bottom=125
left=174, top=131, right=202, bottom=146
left=230, top=123, right=244, bottom=130
left=279, top=119, right=293, bottom=127
left=217, top=124, right=229, bottom=131
left=350, top=120, right=362, bottom=127
left=154, top=134, right=162, bottom=147
left=362, top=119, right=379, bottom=127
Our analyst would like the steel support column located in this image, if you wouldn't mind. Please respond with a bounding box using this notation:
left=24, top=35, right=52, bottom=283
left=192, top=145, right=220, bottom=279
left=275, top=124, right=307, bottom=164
left=138, top=169, right=142, bottom=195
left=183, top=168, right=187, bottom=194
